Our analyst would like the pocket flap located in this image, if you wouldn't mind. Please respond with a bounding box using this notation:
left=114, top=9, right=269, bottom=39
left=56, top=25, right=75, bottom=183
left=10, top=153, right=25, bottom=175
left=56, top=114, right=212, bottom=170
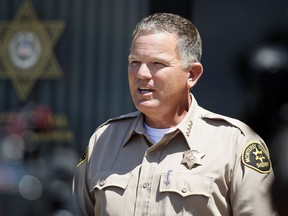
left=159, top=173, right=213, bottom=197
left=91, top=170, right=132, bottom=192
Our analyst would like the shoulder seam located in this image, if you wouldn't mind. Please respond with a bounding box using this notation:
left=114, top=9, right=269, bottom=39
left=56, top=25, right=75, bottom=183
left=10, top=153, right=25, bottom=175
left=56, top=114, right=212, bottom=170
left=97, top=111, right=140, bottom=129
left=200, top=109, right=253, bottom=136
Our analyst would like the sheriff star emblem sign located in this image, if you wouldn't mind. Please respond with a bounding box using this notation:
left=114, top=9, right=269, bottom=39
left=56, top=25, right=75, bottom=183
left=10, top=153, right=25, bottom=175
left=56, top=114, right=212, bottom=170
left=181, top=149, right=205, bottom=170
left=0, top=0, right=65, bottom=101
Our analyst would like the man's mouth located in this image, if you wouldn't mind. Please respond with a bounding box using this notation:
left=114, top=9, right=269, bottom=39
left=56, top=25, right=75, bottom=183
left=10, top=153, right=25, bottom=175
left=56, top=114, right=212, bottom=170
left=139, top=88, right=154, bottom=94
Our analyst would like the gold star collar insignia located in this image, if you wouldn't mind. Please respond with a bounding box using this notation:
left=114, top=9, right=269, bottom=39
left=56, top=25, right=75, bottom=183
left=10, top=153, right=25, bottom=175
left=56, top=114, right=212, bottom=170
left=0, top=0, right=65, bottom=101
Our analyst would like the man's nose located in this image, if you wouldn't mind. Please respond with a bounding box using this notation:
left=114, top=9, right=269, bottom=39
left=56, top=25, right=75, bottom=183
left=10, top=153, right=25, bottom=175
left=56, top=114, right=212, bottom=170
left=137, top=63, right=152, bottom=79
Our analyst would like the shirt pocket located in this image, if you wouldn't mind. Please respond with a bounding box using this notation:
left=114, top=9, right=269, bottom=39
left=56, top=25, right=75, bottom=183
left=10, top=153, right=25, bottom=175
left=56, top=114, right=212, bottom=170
left=158, top=173, right=213, bottom=215
left=91, top=171, right=133, bottom=215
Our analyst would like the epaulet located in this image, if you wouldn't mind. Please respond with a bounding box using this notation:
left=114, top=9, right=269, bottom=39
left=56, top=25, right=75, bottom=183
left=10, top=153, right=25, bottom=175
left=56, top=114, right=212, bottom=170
left=76, top=111, right=140, bottom=167
left=201, top=108, right=271, bottom=174
left=200, top=108, right=257, bottom=137
left=96, top=111, right=140, bottom=129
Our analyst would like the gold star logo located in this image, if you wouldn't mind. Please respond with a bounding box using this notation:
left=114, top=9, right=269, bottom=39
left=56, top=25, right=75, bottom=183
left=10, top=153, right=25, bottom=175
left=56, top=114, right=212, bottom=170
left=253, top=147, right=265, bottom=163
left=242, top=142, right=271, bottom=174
left=0, top=0, right=65, bottom=101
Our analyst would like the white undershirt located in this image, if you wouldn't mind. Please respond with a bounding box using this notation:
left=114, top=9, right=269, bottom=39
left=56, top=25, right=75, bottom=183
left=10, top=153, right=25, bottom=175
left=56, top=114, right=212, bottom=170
left=144, top=124, right=175, bottom=144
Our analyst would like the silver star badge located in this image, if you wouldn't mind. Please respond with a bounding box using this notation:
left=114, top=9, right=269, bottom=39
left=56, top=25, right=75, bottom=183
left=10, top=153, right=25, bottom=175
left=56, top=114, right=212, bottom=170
left=181, top=150, right=205, bottom=170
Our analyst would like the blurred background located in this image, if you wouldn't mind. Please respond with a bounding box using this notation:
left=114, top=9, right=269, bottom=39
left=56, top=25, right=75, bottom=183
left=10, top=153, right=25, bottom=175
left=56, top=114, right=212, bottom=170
left=0, top=0, right=287, bottom=215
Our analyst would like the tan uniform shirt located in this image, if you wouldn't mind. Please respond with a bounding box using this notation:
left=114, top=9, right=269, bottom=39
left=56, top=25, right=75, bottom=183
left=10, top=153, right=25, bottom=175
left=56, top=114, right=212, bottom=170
left=73, top=96, right=276, bottom=216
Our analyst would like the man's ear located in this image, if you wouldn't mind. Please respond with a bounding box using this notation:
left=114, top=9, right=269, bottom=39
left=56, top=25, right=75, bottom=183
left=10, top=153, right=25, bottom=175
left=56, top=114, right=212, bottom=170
left=187, top=62, right=203, bottom=89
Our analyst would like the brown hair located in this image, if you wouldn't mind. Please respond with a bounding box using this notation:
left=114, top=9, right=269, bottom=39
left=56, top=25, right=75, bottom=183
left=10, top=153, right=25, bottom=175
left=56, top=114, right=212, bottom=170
left=132, top=13, right=202, bottom=69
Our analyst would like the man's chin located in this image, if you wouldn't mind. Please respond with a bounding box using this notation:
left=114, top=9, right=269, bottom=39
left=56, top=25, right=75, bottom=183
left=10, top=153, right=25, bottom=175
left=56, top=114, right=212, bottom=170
left=135, top=101, right=159, bottom=112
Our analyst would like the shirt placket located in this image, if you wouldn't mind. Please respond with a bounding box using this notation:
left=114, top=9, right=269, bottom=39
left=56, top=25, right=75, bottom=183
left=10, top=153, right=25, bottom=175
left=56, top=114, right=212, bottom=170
left=134, top=145, right=162, bottom=216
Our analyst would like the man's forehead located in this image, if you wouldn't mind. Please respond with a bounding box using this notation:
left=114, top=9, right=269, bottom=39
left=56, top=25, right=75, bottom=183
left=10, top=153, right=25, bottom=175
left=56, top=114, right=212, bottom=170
left=133, top=30, right=176, bottom=40
left=131, top=32, right=177, bottom=49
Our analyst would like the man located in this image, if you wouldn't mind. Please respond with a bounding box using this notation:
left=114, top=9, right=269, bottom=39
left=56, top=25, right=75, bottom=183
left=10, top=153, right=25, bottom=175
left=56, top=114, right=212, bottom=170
left=73, top=13, right=276, bottom=215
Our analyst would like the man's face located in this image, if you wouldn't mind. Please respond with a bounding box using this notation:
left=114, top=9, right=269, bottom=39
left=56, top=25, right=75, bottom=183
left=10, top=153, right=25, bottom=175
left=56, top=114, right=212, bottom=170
left=128, top=32, right=191, bottom=118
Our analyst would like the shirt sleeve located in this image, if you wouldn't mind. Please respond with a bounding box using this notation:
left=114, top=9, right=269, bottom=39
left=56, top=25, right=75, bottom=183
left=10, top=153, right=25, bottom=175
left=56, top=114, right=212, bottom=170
left=230, top=137, right=277, bottom=216
left=73, top=134, right=96, bottom=216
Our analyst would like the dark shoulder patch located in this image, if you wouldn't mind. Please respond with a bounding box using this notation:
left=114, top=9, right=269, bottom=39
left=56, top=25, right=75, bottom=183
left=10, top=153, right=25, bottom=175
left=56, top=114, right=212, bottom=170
left=242, top=142, right=271, bottom=174
left=77, top=147, right=88, bottom=167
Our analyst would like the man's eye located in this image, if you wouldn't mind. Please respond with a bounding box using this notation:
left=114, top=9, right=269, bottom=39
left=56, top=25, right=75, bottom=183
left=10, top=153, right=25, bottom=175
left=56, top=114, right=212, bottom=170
left=153, top=62, right=166, bottom=67
left=130, top=60, right=140, bottom=66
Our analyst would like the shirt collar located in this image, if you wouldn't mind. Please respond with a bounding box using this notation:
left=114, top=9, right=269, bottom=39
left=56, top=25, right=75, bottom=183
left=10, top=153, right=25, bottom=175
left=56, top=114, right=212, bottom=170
left=176, top=94, right=202, bottom=149
left=121, top=94, right=203, bottom=148
left=121, top=112, right=144, bottom=147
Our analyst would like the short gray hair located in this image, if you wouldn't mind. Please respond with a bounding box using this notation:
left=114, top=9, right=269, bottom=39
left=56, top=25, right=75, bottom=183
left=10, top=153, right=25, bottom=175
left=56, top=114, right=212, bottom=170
left=132, top=13, right=202, bottom=69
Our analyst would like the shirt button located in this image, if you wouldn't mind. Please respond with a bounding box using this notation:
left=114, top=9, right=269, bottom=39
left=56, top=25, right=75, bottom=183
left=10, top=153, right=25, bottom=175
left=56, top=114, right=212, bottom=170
left=99, top=180, right=106, bottom=186
left=143, top=182, right=149, bottom=188
left=149, top=151, right=155, bottom=157
left=182, top=188, right=187, bottom=193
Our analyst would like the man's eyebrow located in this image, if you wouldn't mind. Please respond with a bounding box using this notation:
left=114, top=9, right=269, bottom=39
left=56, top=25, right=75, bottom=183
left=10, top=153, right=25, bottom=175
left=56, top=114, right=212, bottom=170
left=128, top=55, right=136, bottom=59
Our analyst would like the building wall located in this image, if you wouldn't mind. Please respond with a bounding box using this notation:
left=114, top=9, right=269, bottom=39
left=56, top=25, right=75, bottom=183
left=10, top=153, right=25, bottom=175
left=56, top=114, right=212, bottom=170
left=0, top=0, right=287, bottom=151
left=0, top=0, right=148, bottom=153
